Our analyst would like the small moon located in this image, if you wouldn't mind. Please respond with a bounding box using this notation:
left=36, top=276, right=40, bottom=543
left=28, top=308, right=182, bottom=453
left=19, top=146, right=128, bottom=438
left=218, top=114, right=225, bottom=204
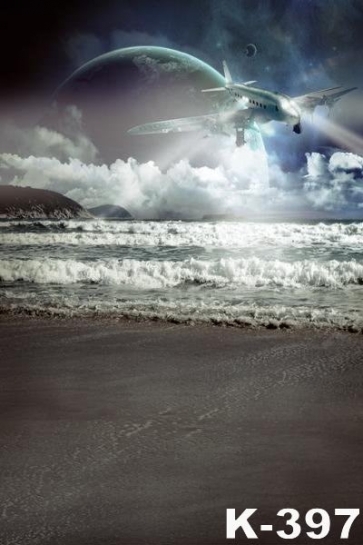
left=244, top=43, right=257, bottom=58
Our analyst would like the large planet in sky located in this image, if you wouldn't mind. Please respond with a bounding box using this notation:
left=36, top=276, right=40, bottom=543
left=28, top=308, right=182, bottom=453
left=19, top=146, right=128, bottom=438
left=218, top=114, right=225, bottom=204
left=49, top=46, right=264, bottom=166
left=50, top=46, right=226, bottom=165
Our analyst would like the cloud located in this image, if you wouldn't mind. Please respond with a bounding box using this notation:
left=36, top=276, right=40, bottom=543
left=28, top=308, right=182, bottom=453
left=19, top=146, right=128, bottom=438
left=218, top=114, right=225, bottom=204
left=304, top=151, right=363, bottom=210
left=0, top=106, right=98, bottom=164
left=1, top=138, right=362, bottom=218
left=0, top=144, right=271, bottom=218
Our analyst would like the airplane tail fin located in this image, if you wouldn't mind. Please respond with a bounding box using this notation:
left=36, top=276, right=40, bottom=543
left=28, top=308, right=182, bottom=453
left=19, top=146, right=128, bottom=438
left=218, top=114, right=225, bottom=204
left=222, top=61, right=232, bottom=84
left=201, top=60, right=232, bottom=93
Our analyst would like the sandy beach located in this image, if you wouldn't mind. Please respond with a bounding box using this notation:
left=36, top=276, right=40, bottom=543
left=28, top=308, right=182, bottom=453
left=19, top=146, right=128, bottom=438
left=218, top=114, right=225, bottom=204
left=1, top=318, right=363, bottom=544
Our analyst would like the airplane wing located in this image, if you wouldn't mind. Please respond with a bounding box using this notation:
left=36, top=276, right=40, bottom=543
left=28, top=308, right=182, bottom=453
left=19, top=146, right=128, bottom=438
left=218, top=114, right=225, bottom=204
left=294, top=86, right=357, bottom=111
left=128, top=110, right=248, bottom=135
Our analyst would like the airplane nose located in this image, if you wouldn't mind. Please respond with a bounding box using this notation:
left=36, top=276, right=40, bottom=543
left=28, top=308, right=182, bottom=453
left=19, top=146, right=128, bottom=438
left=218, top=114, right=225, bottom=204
left=289, top=112, right=300, bottom=127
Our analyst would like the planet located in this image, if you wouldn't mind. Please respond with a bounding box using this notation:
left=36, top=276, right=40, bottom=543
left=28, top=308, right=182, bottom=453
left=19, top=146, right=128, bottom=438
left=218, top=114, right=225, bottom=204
left=49, top=46, right=230, bottom=166
left=48, top=46, right=265, bottom=167
left=244, top=43, right=257, bottom=58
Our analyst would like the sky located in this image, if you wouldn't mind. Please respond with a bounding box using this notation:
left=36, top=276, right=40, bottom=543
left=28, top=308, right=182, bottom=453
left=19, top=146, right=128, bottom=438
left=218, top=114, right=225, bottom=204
left=2, top=0, right=363, bottom=98
left=0, top=0, right=363, bottom=218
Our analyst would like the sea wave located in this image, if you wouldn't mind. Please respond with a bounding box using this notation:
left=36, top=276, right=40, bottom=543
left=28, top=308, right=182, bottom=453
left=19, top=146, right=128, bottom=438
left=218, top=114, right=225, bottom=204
left=1, top=220, right=363, bottom=249
left=1, top=257, right=363, bottom=288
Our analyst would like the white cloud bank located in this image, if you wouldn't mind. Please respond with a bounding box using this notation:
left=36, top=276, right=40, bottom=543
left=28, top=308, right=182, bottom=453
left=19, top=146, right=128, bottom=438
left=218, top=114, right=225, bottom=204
left=0, top=141, right=362, bottom=218
left=0, top=144, right=271, bottom=218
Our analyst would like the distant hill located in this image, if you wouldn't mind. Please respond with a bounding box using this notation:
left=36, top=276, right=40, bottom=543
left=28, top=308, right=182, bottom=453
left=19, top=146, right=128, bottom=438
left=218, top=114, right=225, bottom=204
left=0, top=185, right=91, bottom=219
left=88, top=204, right=133, bottom=219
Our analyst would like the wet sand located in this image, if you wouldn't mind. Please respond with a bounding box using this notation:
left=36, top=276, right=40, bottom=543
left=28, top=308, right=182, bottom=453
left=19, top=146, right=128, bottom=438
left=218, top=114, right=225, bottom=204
left=1, top=318, right=363, bottom=544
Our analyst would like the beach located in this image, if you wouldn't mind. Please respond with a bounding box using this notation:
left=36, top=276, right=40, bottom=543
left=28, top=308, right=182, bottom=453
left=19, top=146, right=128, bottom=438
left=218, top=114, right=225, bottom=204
left=1, top=317, right=363, bottom=544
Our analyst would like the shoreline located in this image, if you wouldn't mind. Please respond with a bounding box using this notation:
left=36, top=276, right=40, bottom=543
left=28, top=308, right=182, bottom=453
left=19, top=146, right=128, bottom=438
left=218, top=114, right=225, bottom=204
left=1, top=306, right=363, bottom=334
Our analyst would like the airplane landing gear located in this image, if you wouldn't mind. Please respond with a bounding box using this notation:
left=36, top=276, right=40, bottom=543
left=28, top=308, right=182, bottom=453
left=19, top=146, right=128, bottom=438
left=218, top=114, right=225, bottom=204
left=235, top=127, right=246, bottom=147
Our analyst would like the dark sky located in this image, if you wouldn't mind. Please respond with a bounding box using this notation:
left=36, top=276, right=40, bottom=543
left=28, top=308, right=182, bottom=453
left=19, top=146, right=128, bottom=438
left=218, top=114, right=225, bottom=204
left=2, top=0, right=363, bottom=99
left=0, top=1, right=211, bottom=97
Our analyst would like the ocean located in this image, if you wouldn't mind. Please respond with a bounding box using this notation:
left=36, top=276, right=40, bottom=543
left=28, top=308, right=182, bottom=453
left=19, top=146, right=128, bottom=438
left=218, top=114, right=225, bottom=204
left=1, top=219, right=363, bottom=330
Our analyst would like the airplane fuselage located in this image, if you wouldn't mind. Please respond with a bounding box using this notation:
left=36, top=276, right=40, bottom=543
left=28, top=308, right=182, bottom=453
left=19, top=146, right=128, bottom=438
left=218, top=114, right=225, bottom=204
left=226, top=83, right=301, bottom=132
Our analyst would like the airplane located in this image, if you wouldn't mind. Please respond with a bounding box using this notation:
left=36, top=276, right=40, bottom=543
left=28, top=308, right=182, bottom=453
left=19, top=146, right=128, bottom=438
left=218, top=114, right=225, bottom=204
left=128, top=61, right=357, bottom=147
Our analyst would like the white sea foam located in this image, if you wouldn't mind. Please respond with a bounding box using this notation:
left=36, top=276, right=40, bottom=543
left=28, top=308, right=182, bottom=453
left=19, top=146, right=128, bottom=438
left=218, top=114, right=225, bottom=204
left=1, top=221, right=363, bottom=249
left=1, top=257, right=363, bottom=288
left=2, top=219, right=363, bottom=330
left=1, top=296, right=362, bottom=331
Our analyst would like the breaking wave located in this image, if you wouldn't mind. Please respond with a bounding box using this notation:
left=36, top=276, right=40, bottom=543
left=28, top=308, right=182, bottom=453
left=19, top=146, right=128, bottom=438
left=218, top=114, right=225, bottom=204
left=1, top=220, right=363, bottom=249
left=2, top=219, right=363, bottom=330
left=1, top=257, right=363, bottom=288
